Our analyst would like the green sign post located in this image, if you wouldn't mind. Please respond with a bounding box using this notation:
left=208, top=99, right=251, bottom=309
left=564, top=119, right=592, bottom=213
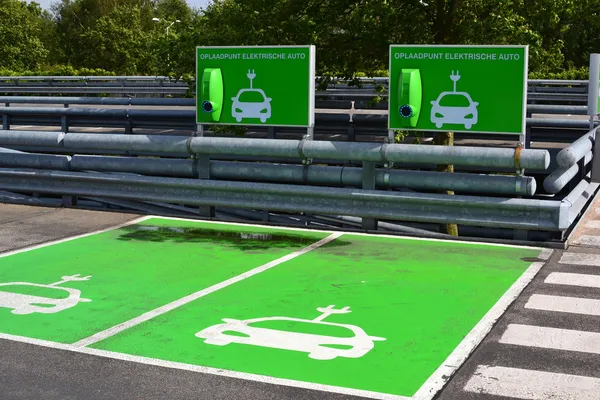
left=389, top=45, right=528, bottom=135
left=196, top=45, right=316, bottom=128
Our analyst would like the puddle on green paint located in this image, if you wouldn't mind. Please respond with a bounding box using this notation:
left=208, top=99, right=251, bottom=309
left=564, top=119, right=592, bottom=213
left=117, top=225, right=350, bottom=252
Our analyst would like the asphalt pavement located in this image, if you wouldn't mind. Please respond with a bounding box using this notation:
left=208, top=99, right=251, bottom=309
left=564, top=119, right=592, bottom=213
left=0, top=200, right=599, bottom=400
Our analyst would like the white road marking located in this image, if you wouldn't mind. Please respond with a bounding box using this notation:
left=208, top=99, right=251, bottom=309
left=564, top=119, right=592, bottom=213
left=464, top=365, right=600, bottom=400
left=585, top=220, right=600, bottom=229
left=573, top=235, right=600, bottom=246
left=499, top=324, right=600, bottom=355
left=72, top=232, right=342, bottom=348
left=559, top=252, right=600, bottom=267
left=411, top=260, right=547, bottom=400
left=0, top=332, right=408, bottom=400
left=545, top=272, right=600, bottom=289
left=525, top=294, right=600, bottom=316
left=0, top=332, right=73, bottom=350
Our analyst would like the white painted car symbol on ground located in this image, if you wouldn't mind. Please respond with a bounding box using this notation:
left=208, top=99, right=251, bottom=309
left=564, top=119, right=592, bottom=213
left=0, top=274, right=92, bottom=315
left=195, top=305, right=386, bottom=360
left=231, top=69, right=272, bottom=123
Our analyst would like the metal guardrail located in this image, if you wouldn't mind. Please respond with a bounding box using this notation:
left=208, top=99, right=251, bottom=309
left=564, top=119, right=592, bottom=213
left=0, top=131, right=569, bottom=237
left=0, top=101, right=593, bottom=141
left=544, top=128, right=596, bottom=194
left=0, top=167, right=565, bottom=232
left=0, top=76, right=591, bottom=104
left=0, top=78, right=596, bottom=242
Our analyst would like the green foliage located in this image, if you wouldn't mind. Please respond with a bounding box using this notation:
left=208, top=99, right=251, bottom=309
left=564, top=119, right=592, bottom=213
left=0, top=0, right=49, bottom=70
left=0, top=65, right=115, bottom=76
left=0, top=0, right=597, bottom=82
left=529, top=67, right=589, bottom=80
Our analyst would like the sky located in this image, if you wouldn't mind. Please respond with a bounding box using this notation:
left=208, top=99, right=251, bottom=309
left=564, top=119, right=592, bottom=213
left=34, top=0, right=212, bottom=11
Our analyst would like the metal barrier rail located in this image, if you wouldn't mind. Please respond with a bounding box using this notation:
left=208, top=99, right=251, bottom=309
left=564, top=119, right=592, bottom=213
left=0, top=132, right=565, bottom=234
left=0, top=150, right=537, bottom=196
left=0, top=102, right=593, bottom=140
left=0, top=132, right=550, bottom=170
left=544, top=128, right=597, bottom=194
left=0, top=77, right=591, bottom=104
left=0, top=167, right=565, bottom=231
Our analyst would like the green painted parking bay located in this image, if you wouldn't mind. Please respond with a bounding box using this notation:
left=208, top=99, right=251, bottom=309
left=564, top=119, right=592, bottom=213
left=74, top=219, right=541, bottom=399
left=0, top=218, right=329, bottom=343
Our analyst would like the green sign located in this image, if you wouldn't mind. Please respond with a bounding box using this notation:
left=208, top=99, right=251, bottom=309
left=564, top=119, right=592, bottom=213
left=389, top=45, right=528, bottom=135
left=196, top=46, right=315, bottom=127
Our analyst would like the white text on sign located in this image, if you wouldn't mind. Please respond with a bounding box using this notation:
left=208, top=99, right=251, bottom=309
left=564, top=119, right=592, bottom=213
left=199, top=53, right=306, bottom=61
left=394, top=52, right=521, bottom=61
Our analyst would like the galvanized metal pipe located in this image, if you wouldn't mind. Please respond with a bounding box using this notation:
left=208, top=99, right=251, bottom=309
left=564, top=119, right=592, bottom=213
left=0, top=152, right=537, bottom=196
left=544, top=150, right=593, bottom=193
left=557, top=128, right=597, bottom=167
left=0, top=131, right=551, bottom=170
left=189, top=137, right=550, bottom=170
left=0, top=96, right=195, bottom=107
left=0, top=168, right=563, bottom=230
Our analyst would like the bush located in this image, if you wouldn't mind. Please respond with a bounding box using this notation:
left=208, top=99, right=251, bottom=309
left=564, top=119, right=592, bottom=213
left=529, top=66, right=589, bottom=80
left=0, top=65, right=116, bottom=77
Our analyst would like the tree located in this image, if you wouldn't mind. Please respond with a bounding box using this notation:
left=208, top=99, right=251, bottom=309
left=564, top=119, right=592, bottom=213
left=52, top=0, right=155, bottom=72
left=78, top=6, right=156, bottom=74
left=0, top=0, right=49, bottom=70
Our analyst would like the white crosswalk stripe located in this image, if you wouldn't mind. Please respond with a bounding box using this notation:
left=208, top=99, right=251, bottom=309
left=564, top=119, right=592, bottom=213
left=559, top=253, right=600, bottom=267
left=585, top=220, right=600, bottom=229
left=459, top=244, right=600, bottom=400
left=525, top=294, right=600, bottom=316
left=545, top=272, right=600, bottom=289
left=464, top=365, right=600, bottom=400
left=573, top=235, right=600, bottom=246
left=499, top=324, right=600, bottom=355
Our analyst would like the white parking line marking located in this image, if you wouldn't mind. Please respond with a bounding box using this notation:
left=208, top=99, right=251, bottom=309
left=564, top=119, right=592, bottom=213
left=411, top=260, right=547, bottom=400
left=464, top=365, right=600, bottom=400
left=0, top=332, right=407, bottom=400
left=72, top=233, right=342, bottom=348
left=573, top=235, right=600, bottom=246
left=499, top=324, right=600, bottom=355
left=559, top=253, right=600, bottom=267
left=525, top=294, right=600, bottom=316
left=585, top=220, right=600, bottom=229
left=545, top=272, right=600, bottom=288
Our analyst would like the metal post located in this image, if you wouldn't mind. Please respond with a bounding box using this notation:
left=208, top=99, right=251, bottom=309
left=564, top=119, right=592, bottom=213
left=523, top=110, right=532, bottom=149
left=195, top=124, right=215, bottom=217
left=385, top=129, right=396, bottom=169
left=267, top=126, right=276, bottom=139
left=302, top=126, right=314, bottom=166
left=306, top=126, right=314, bottom=140
left=593, top=129, right=600, bottom=183
left=361, top=161, right=377, bottom=230
left=61, top=104, right=69, bottom=133
left=348, top=123, right=356, bottom=142
left=3, top=102, right=9, bottom=130
left=588, top=54, right=600, bottom=118
left=588, top=54, right=600, bottom=183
